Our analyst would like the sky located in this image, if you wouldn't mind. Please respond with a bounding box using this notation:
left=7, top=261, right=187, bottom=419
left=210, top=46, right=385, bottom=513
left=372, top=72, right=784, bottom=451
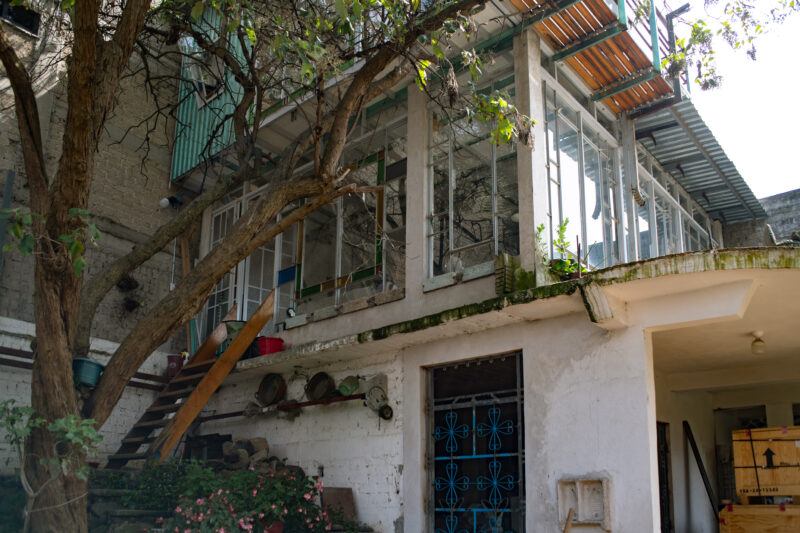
left=672, top=2, right=800, bottom=199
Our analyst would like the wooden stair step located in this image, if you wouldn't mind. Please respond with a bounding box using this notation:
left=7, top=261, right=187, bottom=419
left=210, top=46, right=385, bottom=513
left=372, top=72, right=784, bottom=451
left=133, top=419, right=170, bottom=429
left=158, top=386, right=195, bottom=399
left=181, top=359, right=215, bottom=373
left=146, top=403, right=182, bottom=414
left=121, top=435, right=156, bottom=446
left=168, top=373, right=205, bottom=385
left=107, top=452, right=150, bottom=462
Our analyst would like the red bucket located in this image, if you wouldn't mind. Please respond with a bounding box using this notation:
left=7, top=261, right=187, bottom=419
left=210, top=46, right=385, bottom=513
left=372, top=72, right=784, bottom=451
left=254, top=336, right=285, bottom=355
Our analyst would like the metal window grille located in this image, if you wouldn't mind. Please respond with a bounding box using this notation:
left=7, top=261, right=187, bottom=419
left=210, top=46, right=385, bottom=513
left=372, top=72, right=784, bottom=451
left=428, top=353, right=525, bottom=533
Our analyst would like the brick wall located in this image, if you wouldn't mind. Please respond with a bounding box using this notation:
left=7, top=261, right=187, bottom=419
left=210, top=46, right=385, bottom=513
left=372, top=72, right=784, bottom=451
left=0, top=317, right=169, bottom=473
left=0, top=24, right=182, bottom=346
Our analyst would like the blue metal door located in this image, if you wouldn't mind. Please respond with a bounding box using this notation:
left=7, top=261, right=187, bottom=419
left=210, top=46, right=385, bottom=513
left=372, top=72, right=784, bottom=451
left=429, top=353, right=524, bottom=532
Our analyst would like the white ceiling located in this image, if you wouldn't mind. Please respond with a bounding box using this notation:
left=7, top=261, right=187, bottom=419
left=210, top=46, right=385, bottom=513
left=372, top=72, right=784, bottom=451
left=652, top=270, right=800, bottom=374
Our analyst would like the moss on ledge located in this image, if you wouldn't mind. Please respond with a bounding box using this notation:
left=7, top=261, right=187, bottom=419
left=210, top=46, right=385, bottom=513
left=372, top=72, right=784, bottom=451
left=357, top=280, right=580, bottom=344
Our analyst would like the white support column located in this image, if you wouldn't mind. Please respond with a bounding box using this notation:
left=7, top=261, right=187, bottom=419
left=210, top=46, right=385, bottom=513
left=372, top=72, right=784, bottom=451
left=620, top=116, right=639, bottom=261
left=404, top=84, right=430, bottom=301
left=514, top=29, right=549, bottom=281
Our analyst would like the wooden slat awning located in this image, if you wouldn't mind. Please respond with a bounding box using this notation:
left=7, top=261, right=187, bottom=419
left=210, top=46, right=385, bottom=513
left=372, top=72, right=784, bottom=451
left=510, top=0, right=674, bottom=114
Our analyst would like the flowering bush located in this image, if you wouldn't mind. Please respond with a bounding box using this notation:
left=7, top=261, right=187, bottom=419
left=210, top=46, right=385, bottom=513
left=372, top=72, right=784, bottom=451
left=163, top=466, right=332, bottom=532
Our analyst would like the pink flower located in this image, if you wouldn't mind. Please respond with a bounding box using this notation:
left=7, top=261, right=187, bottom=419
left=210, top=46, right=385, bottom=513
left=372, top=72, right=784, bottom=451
left=303, top=492, right=312, bottom=501
left=259, top=512, right=265, bottom=519
left=175, top=506, right=182, bottom=514
left=196, top=498, right=206, bottom=505
left=315, top=478, right=324, bottom=491
left=270, top=505, right=276, bottom=510
left=252, top=489, right=258, bottom=497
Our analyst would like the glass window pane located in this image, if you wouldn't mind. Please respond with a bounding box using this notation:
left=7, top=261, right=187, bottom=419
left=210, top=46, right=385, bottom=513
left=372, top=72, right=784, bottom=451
left=496, top=148, right=519, bottom=256
left=300, top=204, right=336, bottom=313
left=451, top=135, right=493, bottom=269
left=558, top=117, right=581, bottom=257
left=384, top=170, right=406, bottom=290
left=583, top=140, right=604, bottom=268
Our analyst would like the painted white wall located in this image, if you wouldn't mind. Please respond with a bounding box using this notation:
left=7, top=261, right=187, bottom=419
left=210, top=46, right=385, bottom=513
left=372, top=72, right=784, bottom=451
left=0, top=316, right=168, bottom=473
left=654, top=373, right=716, bottom=533
left=401, top=313, right=660, bottom=533
left=202, top=352, right=405, bottom=533
left=198, top=312, right=663, bottom=533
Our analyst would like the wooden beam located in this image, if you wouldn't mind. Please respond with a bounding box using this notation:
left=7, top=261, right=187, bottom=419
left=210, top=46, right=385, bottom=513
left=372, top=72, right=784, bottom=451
left=189, top=304, right=238, bottom=363
left=552, top=22, right=626, bottom=63
left=151, top=291, right=275, bottom=462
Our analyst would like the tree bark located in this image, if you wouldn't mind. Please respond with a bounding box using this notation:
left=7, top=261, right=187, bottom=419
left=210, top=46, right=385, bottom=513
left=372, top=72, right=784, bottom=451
left=27, top=264, right=87, bottom=532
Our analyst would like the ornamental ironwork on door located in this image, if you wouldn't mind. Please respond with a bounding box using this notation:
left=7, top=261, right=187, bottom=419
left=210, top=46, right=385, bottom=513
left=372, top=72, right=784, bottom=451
left=429, top=353, right=524, bottom=533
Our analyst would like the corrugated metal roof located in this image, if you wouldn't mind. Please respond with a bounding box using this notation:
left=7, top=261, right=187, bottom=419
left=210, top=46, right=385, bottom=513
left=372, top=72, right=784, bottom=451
left=635, top=98, right=766, bottom=222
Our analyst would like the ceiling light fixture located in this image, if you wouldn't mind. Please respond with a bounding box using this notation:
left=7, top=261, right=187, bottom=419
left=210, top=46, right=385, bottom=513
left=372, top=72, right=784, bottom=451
left=751, top=330, right=766, bottom=355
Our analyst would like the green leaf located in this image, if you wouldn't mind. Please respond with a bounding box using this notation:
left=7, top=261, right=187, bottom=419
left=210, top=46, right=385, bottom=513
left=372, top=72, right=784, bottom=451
left=245, top=26, right=256, bottom=44
left=73, top=256, right=86, bottom=275
left=18, top=234, right=34, bottom=254
left=190, top=1, right=205, bottom=21
left=335, top=0, right=348, bottom=19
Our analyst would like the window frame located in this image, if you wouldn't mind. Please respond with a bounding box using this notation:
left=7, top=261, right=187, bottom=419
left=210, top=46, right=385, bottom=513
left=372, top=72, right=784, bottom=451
left=425, top=72, right=519, bottom=286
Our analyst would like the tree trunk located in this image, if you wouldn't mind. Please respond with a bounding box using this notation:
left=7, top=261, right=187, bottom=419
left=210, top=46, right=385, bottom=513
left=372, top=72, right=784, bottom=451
left=27, top=252, right=87, bottom=533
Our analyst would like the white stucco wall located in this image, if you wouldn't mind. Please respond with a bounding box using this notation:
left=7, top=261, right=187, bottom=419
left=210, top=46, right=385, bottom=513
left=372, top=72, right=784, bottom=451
left=202, top=352, right=405, bottom=532
left=655, top=373, right=716, bottom=533
left=200, top=310, right=661, bottom=533
left=0, top=316, right=168, bottom=473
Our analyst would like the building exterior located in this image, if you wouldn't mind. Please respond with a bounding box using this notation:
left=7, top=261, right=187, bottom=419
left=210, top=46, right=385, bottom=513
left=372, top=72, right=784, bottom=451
left=2, top=1, right=800, bottom=533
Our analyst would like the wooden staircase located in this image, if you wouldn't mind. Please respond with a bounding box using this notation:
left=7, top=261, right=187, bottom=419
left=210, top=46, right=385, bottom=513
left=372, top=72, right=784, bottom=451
left=106, top=291, right=275, bottom=469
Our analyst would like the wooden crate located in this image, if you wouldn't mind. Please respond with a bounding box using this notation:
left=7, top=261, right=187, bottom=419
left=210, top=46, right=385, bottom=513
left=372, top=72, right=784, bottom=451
left=732, top=426, right=800, bottom=498
left=719, top=504, right=800, bottom=533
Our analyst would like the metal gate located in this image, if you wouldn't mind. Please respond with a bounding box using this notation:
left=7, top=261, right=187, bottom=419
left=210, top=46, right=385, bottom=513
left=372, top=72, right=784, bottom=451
left=429, top=352, right=524, bottom=532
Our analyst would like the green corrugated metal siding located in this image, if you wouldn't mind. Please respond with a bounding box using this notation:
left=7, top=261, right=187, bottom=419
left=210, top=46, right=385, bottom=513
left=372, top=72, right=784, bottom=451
left=170, top=12, right=244, bottom=181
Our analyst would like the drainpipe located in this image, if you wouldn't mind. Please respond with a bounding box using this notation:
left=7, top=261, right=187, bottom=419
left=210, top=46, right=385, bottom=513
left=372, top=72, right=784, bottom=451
left=627, top=3, right=691, bottom=119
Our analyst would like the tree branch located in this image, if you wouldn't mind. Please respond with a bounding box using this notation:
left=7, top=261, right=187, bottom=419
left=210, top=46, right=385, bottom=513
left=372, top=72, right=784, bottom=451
left=85, top=177, right=358, bottom=425
left=0, top=26, right=49, bottom=212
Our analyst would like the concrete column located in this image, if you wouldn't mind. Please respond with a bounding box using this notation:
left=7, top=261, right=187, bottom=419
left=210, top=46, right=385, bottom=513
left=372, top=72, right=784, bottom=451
left=404, top=84, right=430, bottom=302
left=620, top=116, right=640, bottom=261
left=514, top=29, right=549, bottom=281
left=523, top=323, right=662, bottom=532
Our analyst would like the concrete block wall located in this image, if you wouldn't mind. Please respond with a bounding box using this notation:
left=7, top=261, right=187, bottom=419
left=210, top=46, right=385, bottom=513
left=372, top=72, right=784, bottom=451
left=0, top=317, right=168, bottom=474
left=201, top=352, right=404, bottom=533
left=1, top=26, right=179, bottom=346
left=760, top=188, right=800, bottom=241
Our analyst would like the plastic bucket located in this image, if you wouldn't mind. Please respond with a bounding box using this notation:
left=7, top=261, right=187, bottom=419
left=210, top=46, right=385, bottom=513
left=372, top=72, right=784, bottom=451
left=72, top=358, right=104, bottom=388
left=263, top=337, right=284, bottom=354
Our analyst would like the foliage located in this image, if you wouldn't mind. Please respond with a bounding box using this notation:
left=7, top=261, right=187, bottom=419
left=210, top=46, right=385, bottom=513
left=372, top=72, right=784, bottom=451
left=0, top=400, right=102, bottom=481
left=546, top=218, right=585, bottom=281
left=0, top=207, right=100, bottom=275
left=162, top=463, right=336, bottom=532
left=121, top=460, right=194, bottom=510
left=665, top=1, right=799, bottom=90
